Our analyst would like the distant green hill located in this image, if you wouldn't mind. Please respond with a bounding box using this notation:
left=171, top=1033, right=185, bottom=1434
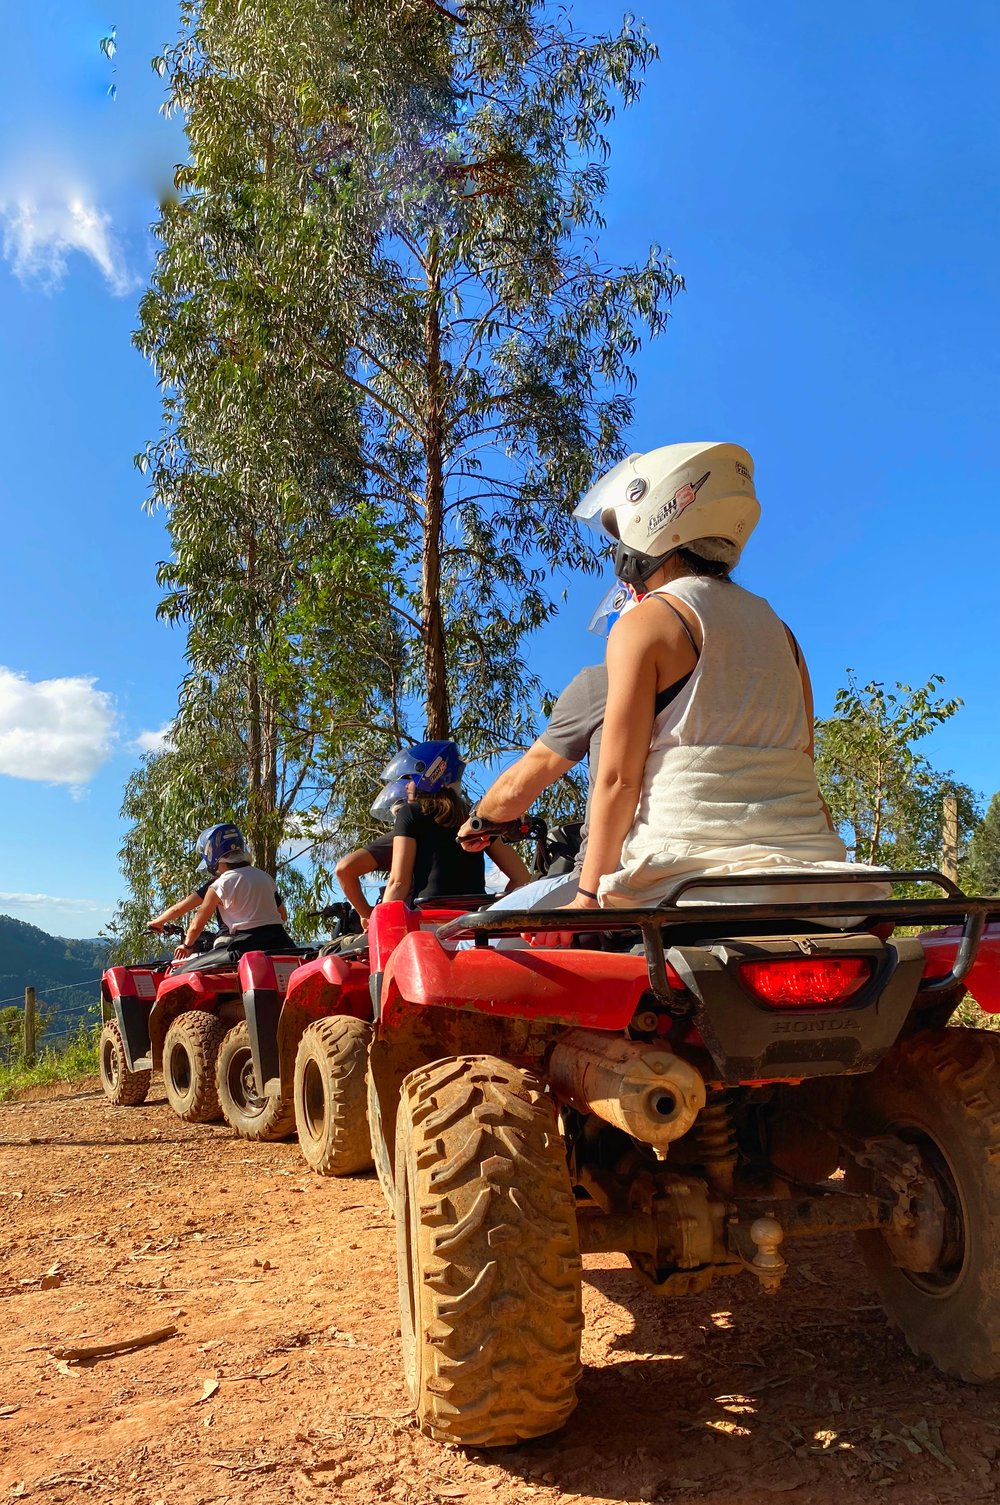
left=0, top=916, right=109, bottom=1039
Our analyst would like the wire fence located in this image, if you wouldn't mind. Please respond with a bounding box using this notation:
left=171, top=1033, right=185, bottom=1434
left=0, top=980, right=105, bottom=1065
left=0, top=976, right=103, bottom=1009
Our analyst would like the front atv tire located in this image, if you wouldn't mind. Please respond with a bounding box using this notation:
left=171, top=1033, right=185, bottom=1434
left=395, top=1055, right=582, bottom=1447
left=99, top=1021, right=151, bottom=1107
left=217, top=1022, right=295, bottom=1142
left=162, top=1013, right=227, bottom=1124
left=293, top=1016, right=374, bottom=1175
left=851, top=1028, right=1000, bottom=1382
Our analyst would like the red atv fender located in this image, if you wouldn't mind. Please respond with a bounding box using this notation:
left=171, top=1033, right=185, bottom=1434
left=920, top=921, right=1000, bottom=1010
left=101, top=965, right=166, bottom=1072
left=271, top=954, right=373, bottom=1100
left=377, top=926, right=651, bottom=1033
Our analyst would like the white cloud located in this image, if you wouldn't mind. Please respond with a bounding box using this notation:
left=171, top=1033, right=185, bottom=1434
left=0, top=892, right=110, bottom=914
left=0, top=667, right=115, bottom=786
left=0, top=193, right=138, bottom=296
left=131, top=723, right=175, bottom=755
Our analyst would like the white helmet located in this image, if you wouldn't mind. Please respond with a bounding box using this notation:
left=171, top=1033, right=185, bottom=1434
left=574, top=441, right=760, bottom=587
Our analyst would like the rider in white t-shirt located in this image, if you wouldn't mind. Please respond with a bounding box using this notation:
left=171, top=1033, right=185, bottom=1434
left=171, top=823, right=295, bottom=961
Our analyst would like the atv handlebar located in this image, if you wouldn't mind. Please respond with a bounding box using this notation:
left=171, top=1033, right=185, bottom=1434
left=467, top=812, right=548, bottom=844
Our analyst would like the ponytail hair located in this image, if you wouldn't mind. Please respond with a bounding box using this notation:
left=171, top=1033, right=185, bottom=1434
left=415, top=787, right=467, bottom=830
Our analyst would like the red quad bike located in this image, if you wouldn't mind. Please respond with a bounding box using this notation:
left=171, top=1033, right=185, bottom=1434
left=99, top=925, right=313, bottom=1132
left=239, top=895, right=508, bottom=1179
left=362, top=867, right=1000, bottom=1449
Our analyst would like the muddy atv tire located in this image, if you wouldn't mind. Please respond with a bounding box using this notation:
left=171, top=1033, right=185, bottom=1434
left=293, top=1016, right=373, bottom=1175
left=394, top=1055, right=582, bottom=1447
left=98, top=1021, right=151, bottom=1107
left=850, top=1028, right=1000, bottom=1382
left=162, top=1013, right=227, bottom=1124
left=216, top=1022, right=295, bottom=1142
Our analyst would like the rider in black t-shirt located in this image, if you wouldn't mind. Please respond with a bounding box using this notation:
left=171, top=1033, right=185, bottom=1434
left=375, top=741, right=528, bottom=907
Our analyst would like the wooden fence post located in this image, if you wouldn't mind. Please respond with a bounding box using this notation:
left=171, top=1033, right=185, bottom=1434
left=941, top=793, right=959, bottom=884
left=23, top=986, right=36, bottom=1066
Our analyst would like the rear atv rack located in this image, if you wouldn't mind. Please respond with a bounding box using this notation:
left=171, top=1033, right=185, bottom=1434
left=436, top=869, right=1000, bottom=1001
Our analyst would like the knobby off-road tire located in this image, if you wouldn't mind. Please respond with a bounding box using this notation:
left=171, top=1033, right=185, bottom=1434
left=162, top=1013, right=227, bottom=1124
left=293, top=1016, right=374, bottom=1175
left=216, top=1021, right=295, bottom=1142
left=98, top=1021, right=151, bottom=1107
left=395, top=1055, right=583, bottom=1447
left=851, top=1028, right=1000, bottom=1382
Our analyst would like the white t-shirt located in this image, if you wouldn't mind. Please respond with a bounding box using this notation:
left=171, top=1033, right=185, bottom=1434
left=209, top=866, right=282, bottom=933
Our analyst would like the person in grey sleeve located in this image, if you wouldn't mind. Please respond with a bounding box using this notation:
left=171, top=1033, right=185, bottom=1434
left=457, top=663, right=607, bottom=914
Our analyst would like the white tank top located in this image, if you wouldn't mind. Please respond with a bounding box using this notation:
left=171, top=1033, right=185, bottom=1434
left=599, top=577, right=888, bottom=911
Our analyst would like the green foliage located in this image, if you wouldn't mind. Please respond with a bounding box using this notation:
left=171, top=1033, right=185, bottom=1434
left=964, top=791, right=1000, bottom=896
left=815, top=672, right=979, bottom=871
left=0, top=1022, right=101, bottom=1103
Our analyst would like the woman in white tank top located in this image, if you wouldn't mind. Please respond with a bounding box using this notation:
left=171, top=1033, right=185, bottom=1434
left=567, top=442, right=887, bottom=915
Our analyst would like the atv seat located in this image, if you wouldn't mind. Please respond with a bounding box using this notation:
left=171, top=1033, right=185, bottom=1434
left=170, top=942, right=240, bottom=974
left=172, top=941, right=315, bottom=975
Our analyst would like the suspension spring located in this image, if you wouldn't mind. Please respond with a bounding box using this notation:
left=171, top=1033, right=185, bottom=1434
left=697, top=1092, right=738, bottom=1197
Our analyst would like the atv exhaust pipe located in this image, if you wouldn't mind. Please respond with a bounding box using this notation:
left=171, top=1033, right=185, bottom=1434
left=548, top=1029, right=706, bottom=1149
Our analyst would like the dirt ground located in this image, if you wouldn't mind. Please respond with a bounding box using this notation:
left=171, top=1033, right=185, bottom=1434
left=1, top=1081, right=998, bottom=1505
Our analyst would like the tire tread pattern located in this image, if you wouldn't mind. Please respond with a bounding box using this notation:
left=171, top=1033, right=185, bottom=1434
left=163, top=1012, right=227, bottom=1123
left=99, top=1021, right=151, bottom=1107
left=293, top=1015, right=373, bottom=1175
left=397, top=1055, right=582, bottom=1447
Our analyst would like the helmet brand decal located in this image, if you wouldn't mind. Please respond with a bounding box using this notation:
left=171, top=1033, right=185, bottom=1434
left=645, top=470, right=711, bottom=537
left=422, top=755, right=446, bottom=787
left=626, top=477, right=648, bottom=503
left=735, top=460, right=752, bottom=480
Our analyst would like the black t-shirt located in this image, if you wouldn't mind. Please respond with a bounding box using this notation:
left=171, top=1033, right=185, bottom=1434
left=364, top=835, right=394, bottom=875
left=392, top=804, right=485, bottom=902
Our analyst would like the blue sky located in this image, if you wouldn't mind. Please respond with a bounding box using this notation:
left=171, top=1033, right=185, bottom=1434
left=0, top=0, right=997, bottom=937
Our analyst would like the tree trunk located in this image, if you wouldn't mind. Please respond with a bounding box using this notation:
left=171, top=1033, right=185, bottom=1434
left=421, top=236, right=450, bottom=740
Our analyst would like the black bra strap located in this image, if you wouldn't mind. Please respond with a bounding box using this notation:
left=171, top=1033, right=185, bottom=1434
left=647, top=593, right=700, bottom=657
left=781, top=620, right=802, bottom=666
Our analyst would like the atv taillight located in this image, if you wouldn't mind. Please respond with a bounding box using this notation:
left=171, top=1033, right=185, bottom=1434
left=738, top=956, right=872, bottom=1007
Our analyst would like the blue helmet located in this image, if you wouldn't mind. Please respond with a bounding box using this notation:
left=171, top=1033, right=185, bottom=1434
left=380, top=740, right=465, bottom=795
left=370, top=777, right=412, bottom=822
left=196, top=823, right=250, bottom=874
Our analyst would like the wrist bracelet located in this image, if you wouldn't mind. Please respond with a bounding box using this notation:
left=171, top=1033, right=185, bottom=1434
left=577, top=886, right=599, bottom=902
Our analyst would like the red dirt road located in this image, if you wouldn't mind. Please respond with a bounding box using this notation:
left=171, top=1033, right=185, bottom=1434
left=1, top=1080, right=998, bottom=1505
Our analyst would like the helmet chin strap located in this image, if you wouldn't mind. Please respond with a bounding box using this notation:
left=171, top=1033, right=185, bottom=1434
left=613, top=541, right=674, bottom=590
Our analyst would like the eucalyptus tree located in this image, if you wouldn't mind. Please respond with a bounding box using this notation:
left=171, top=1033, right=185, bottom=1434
left=135, top=1, right=428, bottom=870
left=143, top=0, right=680, bottom=758
left=300, top=1, right=683, bottom=748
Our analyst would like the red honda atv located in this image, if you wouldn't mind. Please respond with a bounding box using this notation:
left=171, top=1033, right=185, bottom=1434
left=99, top=924, right=312, bottom=1130
left=360, top=867, right=1000, bottom=1448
